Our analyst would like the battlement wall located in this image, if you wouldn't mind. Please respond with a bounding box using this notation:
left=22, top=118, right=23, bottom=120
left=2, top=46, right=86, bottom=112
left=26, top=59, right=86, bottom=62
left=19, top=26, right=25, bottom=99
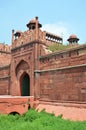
left=12, top=30, right=36, bottom=48
left=36, top=44, right=86, bottom=102
left=12, top=28, right=63, bottom=49
left=39, top=44, right=86, bottom=70
left=0, top=43, right=11, bottom=53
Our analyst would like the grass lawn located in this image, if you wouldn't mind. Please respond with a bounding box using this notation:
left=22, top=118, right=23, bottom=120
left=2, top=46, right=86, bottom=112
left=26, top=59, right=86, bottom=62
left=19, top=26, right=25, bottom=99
left=0, top=109, right=86, bottom=130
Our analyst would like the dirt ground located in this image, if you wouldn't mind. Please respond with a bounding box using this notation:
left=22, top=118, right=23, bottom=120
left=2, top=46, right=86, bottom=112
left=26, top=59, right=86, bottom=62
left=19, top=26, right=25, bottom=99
left=36, top=103, right=86, bottom=121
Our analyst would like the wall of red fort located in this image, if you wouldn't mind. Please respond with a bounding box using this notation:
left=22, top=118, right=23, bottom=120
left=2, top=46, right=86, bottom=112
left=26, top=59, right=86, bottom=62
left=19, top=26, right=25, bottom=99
left=0, top=17, right=86, bottom=120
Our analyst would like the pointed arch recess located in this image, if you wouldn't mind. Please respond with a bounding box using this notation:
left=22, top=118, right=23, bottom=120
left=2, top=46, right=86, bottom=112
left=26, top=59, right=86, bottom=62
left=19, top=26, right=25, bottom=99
left=15, top=60, right=30, bottom=96
left=15, top=60, right=29, bottom=76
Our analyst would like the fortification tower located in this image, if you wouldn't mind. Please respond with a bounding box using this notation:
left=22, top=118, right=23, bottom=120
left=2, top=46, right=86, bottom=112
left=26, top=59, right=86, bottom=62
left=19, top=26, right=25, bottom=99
left=10, top=17, right=43, bottom=98
left=67, top=34, right=79, bottom=45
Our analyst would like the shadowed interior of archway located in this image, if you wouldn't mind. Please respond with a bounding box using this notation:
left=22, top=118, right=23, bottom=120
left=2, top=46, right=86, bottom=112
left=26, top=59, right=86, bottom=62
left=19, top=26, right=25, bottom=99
left=21, top=73, right=30, bottom=96
left=9, top=111, right=20, bottom=115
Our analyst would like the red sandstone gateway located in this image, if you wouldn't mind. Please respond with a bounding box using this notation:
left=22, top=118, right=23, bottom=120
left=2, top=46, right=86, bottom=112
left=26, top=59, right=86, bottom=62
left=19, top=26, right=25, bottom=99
left=0, top=17, right=86, bottom=120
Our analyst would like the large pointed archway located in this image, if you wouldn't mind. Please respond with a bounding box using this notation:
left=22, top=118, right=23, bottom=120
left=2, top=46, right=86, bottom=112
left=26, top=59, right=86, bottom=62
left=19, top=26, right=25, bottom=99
left=15, top=60, right=31, bottom=96
left=20, top=73, right=30, bottom=96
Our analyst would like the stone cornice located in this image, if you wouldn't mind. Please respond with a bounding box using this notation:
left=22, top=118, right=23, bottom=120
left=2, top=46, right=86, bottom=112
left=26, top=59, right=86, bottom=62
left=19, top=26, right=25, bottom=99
left=35, top=63, right=86, bottom=73
left=0, top=65, right=10, bottom=70
left=11, top=40, right=47, bottom=52
left=0, top=75, right=10, bottom=80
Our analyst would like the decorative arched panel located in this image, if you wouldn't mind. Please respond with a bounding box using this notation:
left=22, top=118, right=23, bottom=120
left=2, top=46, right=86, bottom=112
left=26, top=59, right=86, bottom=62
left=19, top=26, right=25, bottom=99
left=15, top=60, right=30, bottom=77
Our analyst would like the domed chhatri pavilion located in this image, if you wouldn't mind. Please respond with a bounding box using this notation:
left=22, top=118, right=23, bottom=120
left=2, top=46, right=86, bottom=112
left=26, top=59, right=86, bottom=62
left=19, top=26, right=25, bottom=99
left=67, top=34, right=79, bottom=45
left=0, top=17, right=86, bottom=120
left=27, top=16, right=42, bottom=30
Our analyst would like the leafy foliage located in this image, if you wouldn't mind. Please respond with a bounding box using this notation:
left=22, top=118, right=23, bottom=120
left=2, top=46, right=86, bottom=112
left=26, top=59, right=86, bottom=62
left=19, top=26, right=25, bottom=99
left=48, top=44, right=74, bottom=52
left=0, top=109, right=86, bottom=130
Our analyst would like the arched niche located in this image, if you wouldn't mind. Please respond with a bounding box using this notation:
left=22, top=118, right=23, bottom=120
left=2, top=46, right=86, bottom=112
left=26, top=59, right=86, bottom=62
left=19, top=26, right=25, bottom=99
left=15, top=60, right=29, bottom=76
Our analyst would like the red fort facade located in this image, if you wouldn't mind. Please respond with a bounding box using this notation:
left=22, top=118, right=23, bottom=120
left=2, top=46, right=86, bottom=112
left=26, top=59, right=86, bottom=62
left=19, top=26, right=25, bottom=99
left=0, top=17, right=86, bottom=119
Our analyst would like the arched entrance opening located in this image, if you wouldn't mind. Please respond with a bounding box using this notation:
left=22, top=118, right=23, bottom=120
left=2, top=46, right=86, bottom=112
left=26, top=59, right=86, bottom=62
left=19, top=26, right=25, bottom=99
left=9, top=111, right=20, bottom=115
left=20, top=73, right=30, bottom=96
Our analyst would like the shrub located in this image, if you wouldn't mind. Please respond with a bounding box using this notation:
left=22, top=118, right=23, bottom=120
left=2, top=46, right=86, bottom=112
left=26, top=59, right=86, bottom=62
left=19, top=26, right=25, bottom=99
left=0, top=109, right=86, bottom=130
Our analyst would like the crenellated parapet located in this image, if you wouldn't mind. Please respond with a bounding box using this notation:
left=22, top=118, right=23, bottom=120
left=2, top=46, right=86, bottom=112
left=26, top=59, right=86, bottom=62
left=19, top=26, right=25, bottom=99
left=12, top=29, right=36, bottom=48
left=12, top=17, right=41, bottom=49
left=0, top=43, right=11, bottom=53
left=12, top=17, right=63, bottom=49
left=39, top=44, right=86, bottom=70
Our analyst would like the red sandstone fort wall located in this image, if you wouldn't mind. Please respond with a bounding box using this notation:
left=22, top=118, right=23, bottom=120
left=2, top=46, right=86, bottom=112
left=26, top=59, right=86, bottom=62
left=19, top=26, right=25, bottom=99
left=0, top=66, right=10, bottom=95
left=39, top=47, right=86, bottom=102
left=0, top=79, right=10, bottom=95
left=39, top=66, right=86, bottom=102
left=0, top=45, right=11, bottom=95
left=0, top=17, right=86, bottom=104
left=39, top=47, right=86, bottom=70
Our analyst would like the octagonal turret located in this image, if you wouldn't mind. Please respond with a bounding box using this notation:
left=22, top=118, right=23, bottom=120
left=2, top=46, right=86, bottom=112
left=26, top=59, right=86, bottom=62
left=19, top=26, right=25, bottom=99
left=26, top=16, right=42, bottom=30
left=67, top=34, right=79, bottom=45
